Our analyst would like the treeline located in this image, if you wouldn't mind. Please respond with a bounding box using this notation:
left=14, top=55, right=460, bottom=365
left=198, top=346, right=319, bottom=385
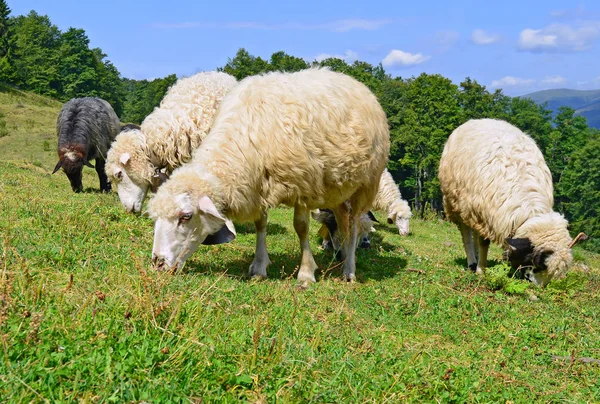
left=0, top=3, right=172, bottom=121
left=1, top=2, right=598, bottom=250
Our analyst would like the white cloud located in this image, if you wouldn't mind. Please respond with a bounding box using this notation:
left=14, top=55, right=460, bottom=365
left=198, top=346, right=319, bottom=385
left=151, top=18, right=392, bottom=32
left=471, top=29, right=500, bottom=45
left=517, top=22, right=600, bottom=52
left=542, top=75, right=567, bottom=85
left=381, top=50, right=430, bottom=68
left=491, top=76, right=535, bottom=88
left=314, top=50, right=359, bottom=63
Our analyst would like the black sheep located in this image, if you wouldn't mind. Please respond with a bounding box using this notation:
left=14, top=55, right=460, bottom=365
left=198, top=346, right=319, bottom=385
left=53, top=97, right=120, bottom=193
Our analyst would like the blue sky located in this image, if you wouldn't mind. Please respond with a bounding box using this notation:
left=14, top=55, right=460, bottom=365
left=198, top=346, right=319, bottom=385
left=10, top=0, right=600, bottom=95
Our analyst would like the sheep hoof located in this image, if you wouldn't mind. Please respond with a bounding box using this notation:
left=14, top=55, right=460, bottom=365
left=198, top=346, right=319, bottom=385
left=468, top=263, right=478, bottom=272
left=249, top=273, right=267, bottom=281
left=249, top=260, right=269, bottom=279
left=344, top=273, right=356, bottom=283
left=297, top=271, right=316, bottom=285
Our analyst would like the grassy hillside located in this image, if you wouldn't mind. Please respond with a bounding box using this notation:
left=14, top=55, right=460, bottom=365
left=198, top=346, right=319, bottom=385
left=0, top=84, right=63, bottom=171
left=1, top=89, right=600, bottom=402
left=523, top=88, right=600, bottom=129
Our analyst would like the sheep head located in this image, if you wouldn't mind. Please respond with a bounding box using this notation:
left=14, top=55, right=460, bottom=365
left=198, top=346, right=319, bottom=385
left=505, top=237, right=572, bottom=287
left=105, top=130, right=154, bottom=213
left=388, top=213, right=410, bottom=236
left=151, top=193, right=236, bottom=271
left=54, top=147, right=94, bottom=193
left=507, top=213, right=573, bottom=287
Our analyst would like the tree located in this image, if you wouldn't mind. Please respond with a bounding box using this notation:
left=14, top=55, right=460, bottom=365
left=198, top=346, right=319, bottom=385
left=10, top=11, right=62, bottom=96
left=219, top=48, right=270, bottom=80
left=120, top=74, right=177, bottom=124
left=546, top=107, right=590, bottom=184
left=56, top=28, right=98, bottom=99
left=388, top=73, right=463, bottom=214
left=504, top=97, right=553, bottom=153
left=269, top=51, right=308, bottom=72
left=558, top=136, right=600, bottom=252
left=0, top=0, right=13, bottom=83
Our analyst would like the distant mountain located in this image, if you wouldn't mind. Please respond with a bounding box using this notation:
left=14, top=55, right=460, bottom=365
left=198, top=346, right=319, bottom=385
left=522, top=89, right=600, bottom=129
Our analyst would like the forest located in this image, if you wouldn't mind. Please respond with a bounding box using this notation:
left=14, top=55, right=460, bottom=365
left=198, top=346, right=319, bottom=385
left=1, top=3, right=598, bottom=251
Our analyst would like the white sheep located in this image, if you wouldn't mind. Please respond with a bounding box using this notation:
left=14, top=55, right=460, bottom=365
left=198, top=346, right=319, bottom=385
left=373, top=169, right=412, bottom=236
left=149, top=68, right=390, bottom=283
left=105, top=72, right=237, bottom=213
left=438, top=118, right=572, bottom=287
left=312, top=169, right=412, bottom=252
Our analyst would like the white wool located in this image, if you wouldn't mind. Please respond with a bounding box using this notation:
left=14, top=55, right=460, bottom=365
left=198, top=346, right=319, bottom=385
left=149, top=68, right=390, bottom=281
left=150, top=68, right=390, bottom=221
left=142, top=72, right=238, bottom=172
left=438, top=118, right=572, bottom=281
left=105, top=72, right=237, bottom=212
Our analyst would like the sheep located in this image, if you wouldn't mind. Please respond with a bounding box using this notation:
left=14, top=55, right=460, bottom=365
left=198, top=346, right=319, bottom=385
left=312, top=169, right=412, bottom=252
left=105, top=72, right=237, bottom=213
left=53, top=97, right=120, bottom=193
left=149, top=68, right=390, bottom=283
left=438, top=118, right=572, bottom=287
left=311, top=208, right=377, bottom=254
left=373, top=169, right=412, bottom=236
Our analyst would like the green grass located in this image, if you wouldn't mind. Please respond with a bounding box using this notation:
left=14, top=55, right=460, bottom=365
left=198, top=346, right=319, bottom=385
left=1, top=90, right=600, bottom=402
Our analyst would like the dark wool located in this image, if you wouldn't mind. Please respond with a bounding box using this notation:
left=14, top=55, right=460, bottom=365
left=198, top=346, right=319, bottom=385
left=54, top=97, right=120, bottom=192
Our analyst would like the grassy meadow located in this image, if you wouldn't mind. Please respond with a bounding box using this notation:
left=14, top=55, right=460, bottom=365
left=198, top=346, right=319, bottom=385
left=0, top=91, right=599, bottom=403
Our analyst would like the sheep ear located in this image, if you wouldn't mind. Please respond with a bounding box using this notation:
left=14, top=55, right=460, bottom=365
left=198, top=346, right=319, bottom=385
left=367, top=211, right=379, bottom=223
left=202, top=219, right=236, bottom=245
left=52, top=160, right=63, bottom=174
left=506, top=238, right=533, bottom=252
left=387, top=216, right=394, bottom=225
left=83, top=158, right=95, bottom=169
left=198, top=195, right=226, bottom=221
left=120, top=152, right=131, bottom=165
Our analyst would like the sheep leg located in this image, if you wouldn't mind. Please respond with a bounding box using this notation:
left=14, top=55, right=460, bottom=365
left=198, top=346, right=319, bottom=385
left=331, top=202, right=358, bottom=282
left=249, top=213, right=271, bottom=279
left=458, top=222, right=478, bottom=272
left=477, top=236, right=490, bottom=274
left=95, top=159, right=111, bottom=192
left=294, top=205, right=318, bottom=284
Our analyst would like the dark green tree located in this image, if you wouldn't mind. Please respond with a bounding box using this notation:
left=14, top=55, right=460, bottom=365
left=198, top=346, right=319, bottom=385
left=389, top=73, right=463, bottom=214
left=0, top=0, right=13, bottom=83
left=219, top=48, right=270, bottom=80
left=269, top=51, right=308, bottom=72
left=120, top=74, right=177, bottom=124
left=56, top=28, right=97, bottom=98
left=558, top=136, right=600, bottom=252
left=10, top=11, right=61, bottom=96
left=546, top=107, right=591, bottom=184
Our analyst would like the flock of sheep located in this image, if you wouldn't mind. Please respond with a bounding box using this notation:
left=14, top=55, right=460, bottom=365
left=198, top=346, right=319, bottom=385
left=52, top=68, right=575, bottom=287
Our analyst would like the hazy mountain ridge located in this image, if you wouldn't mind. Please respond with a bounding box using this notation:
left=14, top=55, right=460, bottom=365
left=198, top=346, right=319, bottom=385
left=523, top=88, right=600, bottom=129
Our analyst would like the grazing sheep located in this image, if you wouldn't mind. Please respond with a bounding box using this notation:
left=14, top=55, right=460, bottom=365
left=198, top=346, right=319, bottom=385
left=438, top=118, right=572, bottom=287
left=313, top=169, right=412, bottom=252
left=149, top=68, right=390, bottom=283
left=373, top=169, right=412, bottom=236
left=105, top=72, right=237, bottom=213
left=53, top=97, right=120, bottom=193
left=311, top=208, right=377, bottom=254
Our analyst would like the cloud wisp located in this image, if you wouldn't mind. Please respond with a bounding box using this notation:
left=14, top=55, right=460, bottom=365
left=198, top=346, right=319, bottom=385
left=518, top=21, right=600, bottom=52
left=491, top=76, right=535, bottom=88
left=314, top=50, right=359, bottom=63
left=151, top=18, right=392, bottom=32
left=382, top=49, right=430, bottom=68
left=471, top=29, right=500, bottom=45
